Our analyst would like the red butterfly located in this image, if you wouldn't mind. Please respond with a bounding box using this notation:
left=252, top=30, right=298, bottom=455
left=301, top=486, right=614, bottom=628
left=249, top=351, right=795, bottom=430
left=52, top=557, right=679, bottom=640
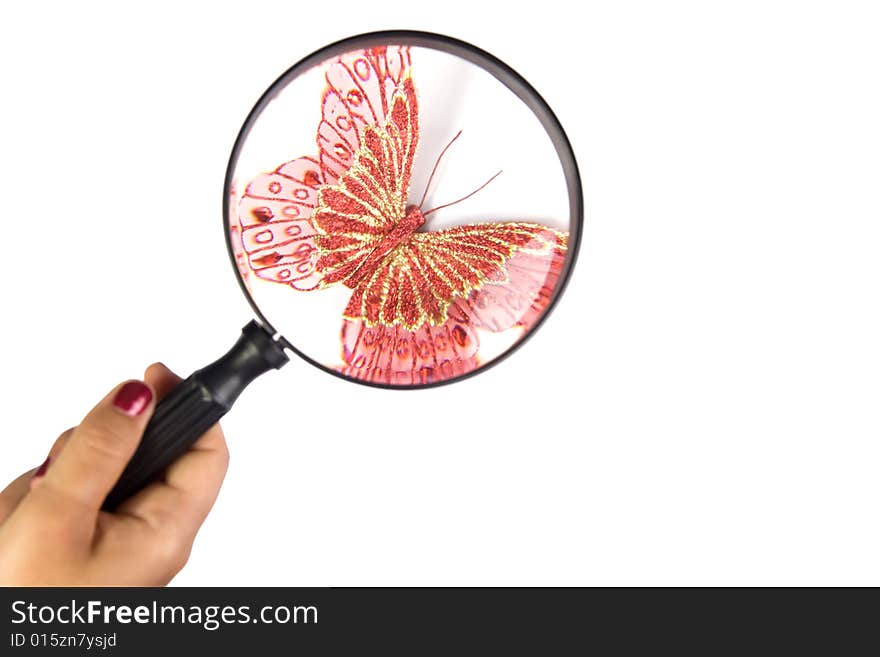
left=238, top=46, right=567, bottom=385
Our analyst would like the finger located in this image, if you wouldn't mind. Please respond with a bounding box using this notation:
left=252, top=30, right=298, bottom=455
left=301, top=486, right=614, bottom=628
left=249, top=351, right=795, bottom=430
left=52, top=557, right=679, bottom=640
left=0, top=468, right=38, bottom=523
left=48, top=428, right=75, bottom=459
left=29, top=428, right=74, bottom=491
left=119, top=361, right=228, bottom=529
left=1, top=428, right=74, bottom=519
left=144, top=360, right=228, bottom=506
left=34, top=379, right=156, bottom=512
left=117, top=421, right=228, bottom=531
left=166, top=421, right=229, bottom=518
left=144, top=362, right=182, bottom=400
left=144, top=361, right=227, bottom=479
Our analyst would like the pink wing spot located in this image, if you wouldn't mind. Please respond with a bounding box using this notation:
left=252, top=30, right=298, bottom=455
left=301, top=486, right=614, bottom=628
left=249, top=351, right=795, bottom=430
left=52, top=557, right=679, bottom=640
left=253, top=252, right=282, bottom=267
left=251, top=207, right=273, bottom=223
left=254, top=230, right=273, bottom=244
left=353, top=58, right=371, bottom=81
left=346, top=90, right=363, bottom=106
left=285, top=224, right=302, bottom=237
left=333, top=143, right=350, bottom=160
left=282, top=205, right=300, bottom=218
left=341, top=322, right=360, bottom=363
left=268, top=181, right=282, bottom=194
left=417, top=367, right=435, bottom=384
left=336, top=116, right=351, bottom=131
left=386, top=47, right=406, bottom=82
left=415, top=337, right=432, bottom=359
left=294, top=188, right=309, bottom=200
left=293, top=242, right=313, bottom=254
left=303, top=170, right=322, bottom=187
left=451, top=325, right=469, bottom=348
left=277, top=269, right=291, bottom=280
left=395, top=336, right=411, bottom=358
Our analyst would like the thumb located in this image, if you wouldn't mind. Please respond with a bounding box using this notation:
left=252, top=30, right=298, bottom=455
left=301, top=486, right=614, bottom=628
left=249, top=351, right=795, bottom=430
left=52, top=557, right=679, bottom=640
left=35, top=380, right=155, bottom=511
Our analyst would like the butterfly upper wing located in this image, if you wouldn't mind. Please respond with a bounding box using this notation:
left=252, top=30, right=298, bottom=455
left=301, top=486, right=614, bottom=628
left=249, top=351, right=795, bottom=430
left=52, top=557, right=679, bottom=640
left=237, top=47, right=411, bottom=291
left=319, top=46, right=412, bottom=185
left=312, top=75, right=419, bottom=286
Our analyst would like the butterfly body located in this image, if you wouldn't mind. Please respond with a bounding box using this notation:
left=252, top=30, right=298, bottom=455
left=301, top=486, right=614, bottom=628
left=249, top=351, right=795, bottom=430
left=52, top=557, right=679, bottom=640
left=338, top=205, right=427, bottom=289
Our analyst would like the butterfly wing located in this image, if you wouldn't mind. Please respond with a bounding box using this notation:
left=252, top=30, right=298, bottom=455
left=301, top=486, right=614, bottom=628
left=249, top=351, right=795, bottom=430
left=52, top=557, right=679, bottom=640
left=312, top=75, right=419, bottom=286
left=340, top=320, right=480, bottom=385
left=319, top=46, right=412, bottom=185
left=450, top=237, right=568, bottom=332
left=237, top=47, right=412, bottom=291
left=341, top=222, right=566, bottom=330
left=238, top=157, right=324, bottom=290
left=339, top=222, right=567, bottom=384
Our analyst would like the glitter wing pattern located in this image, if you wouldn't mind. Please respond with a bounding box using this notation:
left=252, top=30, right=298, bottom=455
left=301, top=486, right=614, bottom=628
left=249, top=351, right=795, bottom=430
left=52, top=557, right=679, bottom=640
left=338, top=230, right=567, bottom=385
left=237, top=46, right=569, bottom=385
left=341, top=223, right=566, bottom=331
left=238, top=47, right=411, bottom=290
left=312, top=77, right=419, bottom=287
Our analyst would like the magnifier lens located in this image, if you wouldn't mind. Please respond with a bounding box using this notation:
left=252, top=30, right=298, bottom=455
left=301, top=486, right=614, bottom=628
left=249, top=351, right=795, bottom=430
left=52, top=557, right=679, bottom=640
left=227, top=35, right=580, bottom=387
left=105, top=33, right=582, bottom=509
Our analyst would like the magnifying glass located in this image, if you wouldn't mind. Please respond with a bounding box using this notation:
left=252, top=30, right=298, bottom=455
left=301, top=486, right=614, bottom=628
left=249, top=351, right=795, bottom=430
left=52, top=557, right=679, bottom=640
left=103, top=30, right=583, bottom=509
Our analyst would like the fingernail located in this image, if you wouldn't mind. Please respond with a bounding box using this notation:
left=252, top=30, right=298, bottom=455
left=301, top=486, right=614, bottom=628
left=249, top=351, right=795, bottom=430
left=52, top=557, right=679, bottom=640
left=34, top=456, right=50, bottom=479
left=113, top=380, right=153, bottom=416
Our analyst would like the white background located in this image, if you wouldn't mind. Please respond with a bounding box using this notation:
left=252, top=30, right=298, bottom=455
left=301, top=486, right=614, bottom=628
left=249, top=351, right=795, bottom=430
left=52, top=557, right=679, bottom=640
left=1, top=1, right=878, bottom=586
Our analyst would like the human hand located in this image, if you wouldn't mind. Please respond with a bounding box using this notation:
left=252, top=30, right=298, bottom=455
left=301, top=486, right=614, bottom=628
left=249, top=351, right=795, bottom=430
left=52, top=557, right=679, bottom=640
left=0, top=363, right=229, bottom=586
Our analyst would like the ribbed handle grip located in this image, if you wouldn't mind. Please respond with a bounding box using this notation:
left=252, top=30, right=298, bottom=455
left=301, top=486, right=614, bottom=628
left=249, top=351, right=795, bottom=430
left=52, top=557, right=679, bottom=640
left=103, top=321, right=289, bottom=510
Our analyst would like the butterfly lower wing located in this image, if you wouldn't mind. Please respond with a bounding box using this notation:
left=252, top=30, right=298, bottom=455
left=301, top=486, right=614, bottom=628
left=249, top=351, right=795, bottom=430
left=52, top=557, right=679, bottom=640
left=339, top=319, right=479, bottom=385
left=450, top=239, right=568, bottom=332
left=338, top=221, right=567, bottom=384
left=313, top=76, right=420, bottom=286
left=342, top=222, right=566, bottom=329
left=237, top=157, right=324, bottom=290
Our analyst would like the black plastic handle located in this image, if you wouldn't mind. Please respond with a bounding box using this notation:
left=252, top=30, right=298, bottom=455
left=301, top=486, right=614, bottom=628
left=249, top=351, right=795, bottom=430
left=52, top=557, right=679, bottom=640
left=102, top=321, right=289, bottom=510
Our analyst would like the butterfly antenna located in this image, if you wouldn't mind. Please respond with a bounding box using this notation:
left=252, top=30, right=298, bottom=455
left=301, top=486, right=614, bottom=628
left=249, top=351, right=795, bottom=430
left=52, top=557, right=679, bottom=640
left=423, top=170, right=503, bottom=217
left=418, top=130, right=463, bottom=209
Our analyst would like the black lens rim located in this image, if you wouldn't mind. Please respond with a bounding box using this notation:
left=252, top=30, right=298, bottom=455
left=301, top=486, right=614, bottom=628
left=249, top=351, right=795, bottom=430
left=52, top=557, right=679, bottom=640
left=223, top=30, right=584, bottom=390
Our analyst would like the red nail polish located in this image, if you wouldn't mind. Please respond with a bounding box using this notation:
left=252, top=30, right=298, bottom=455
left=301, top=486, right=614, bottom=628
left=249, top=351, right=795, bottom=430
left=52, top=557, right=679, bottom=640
left=112, top=381, right=153, bottom=416
left=34, top=456, right=50, bottom=478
